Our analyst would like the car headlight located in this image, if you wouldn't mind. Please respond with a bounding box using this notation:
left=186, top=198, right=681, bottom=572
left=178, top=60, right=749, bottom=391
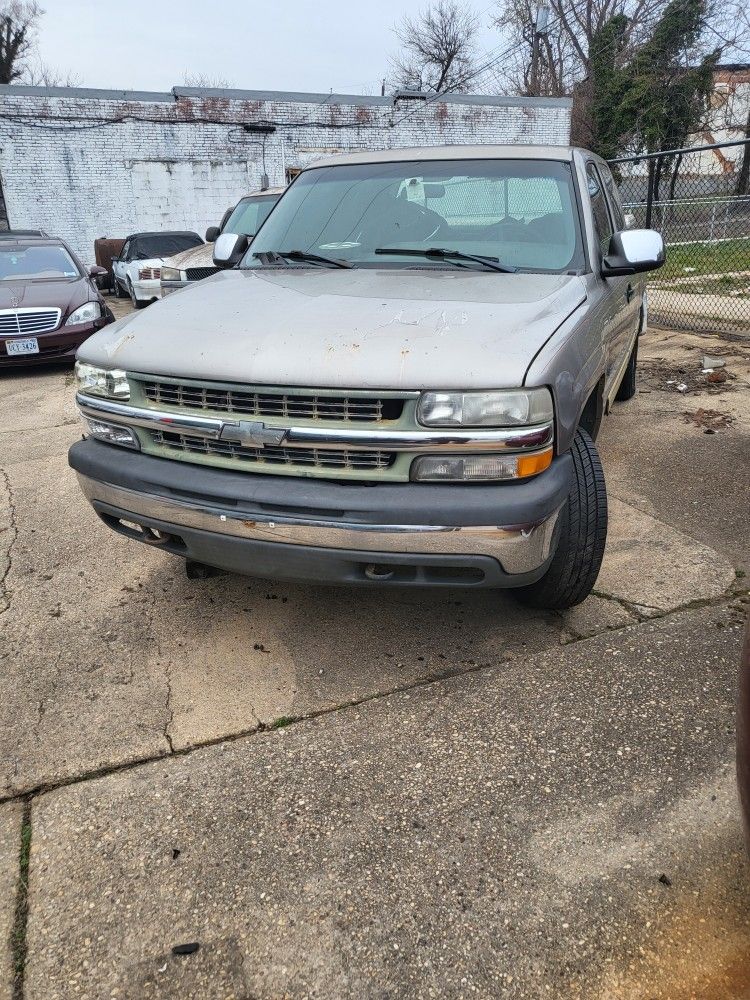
left=417, top=388, right=553, bottom=427
left=75, top=361, right=130, bottom=400
left=161, top=266, right=182, bottom=282
left=65, top=302, right=102, bottom=326
left=411, top=449, right=553, bottom=481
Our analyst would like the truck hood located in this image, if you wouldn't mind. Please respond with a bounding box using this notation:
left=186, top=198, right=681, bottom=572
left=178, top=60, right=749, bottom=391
left=162, top=244, right=213, bottom=270
left=80, top=267, right=587, bottom=390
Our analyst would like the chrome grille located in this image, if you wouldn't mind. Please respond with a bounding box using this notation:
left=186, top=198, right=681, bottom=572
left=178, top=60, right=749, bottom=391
left=142, top=380, right=404, bottom=422
left=0, top=308, right=61, bottom=335
left=185, top=266, right=219, bottom=281
left=151, top=429, right=394, bottom=470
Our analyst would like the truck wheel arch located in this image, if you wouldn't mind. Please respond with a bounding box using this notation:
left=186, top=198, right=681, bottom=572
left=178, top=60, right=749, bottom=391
left=577, top=377, right=605, bottom=441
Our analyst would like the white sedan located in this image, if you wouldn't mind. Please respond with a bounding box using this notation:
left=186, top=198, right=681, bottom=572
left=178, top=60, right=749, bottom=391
left=112, top=231, right=202, bottom=308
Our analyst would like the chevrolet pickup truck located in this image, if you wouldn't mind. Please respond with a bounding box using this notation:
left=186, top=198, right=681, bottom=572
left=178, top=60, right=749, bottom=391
left=69, top=145, right=664, bottom=609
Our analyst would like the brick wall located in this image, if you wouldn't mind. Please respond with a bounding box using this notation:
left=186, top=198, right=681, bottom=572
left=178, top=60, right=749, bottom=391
left=0, top=84, right=571, bottom=263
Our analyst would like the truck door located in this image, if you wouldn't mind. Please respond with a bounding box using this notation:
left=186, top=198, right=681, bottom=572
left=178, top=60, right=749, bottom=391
left=586, top=162, right=635, bottom=403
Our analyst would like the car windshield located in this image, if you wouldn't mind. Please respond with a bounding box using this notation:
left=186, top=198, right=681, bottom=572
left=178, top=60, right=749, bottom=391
left=0, top=245, right=80, bottom=281
left=245, top=159, right=584, bottom=272
left=223, top=195, right=280, bottom=237
left=132, top=233, right=202, bottom=259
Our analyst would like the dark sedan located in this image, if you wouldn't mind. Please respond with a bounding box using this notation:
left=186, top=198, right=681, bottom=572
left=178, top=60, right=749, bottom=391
left=0, top=236, right=114, bottom=367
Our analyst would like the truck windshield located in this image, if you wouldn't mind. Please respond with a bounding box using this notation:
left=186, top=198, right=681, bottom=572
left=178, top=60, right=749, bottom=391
left=245, top=159, right=584, bottom=272
left=223, top=194, right=280, bottom=237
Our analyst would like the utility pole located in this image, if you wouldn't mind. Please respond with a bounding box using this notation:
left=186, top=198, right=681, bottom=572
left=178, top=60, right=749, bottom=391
left=530, top=3, right=551, bottom=96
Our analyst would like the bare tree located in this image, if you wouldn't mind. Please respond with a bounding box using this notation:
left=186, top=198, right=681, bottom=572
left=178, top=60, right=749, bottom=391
left=389, top=0, right=479, bottom=93
left=183, top=71, right=234, bottom=89
left=0, top=0, right=42, bottom=84
left=492, top=0, right=749, bottom=99
left=23, top=57, right=80, bottom=86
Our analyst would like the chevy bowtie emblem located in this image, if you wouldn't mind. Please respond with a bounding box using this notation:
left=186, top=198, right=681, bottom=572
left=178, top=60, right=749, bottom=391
left=219, top=420, right=288, bottom=448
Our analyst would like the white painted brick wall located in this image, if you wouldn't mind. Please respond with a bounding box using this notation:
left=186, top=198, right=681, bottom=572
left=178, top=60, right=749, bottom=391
left=0, top=86, right=571, bottom=263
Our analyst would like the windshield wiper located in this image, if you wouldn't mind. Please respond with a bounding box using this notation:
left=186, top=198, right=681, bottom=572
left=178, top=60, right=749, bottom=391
left=374, top=247, right=517, bottom=273
left=254, top=249, right=353, bottom=269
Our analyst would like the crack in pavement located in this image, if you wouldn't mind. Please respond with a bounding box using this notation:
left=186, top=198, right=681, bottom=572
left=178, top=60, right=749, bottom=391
left=0, top=590, right=745, bottom=808
left=141, top=588, right=175, bottom=753
left=0, top=467, right=18, bottom=616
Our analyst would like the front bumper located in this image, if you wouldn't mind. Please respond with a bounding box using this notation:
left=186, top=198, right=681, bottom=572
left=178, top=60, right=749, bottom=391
left=69, top=439, right=571, bottom=587
left=0, top=316, right=113, bottom=367
left=160, top=278, right=188, bottom=297
left=132, top=278, right=162, bottom=301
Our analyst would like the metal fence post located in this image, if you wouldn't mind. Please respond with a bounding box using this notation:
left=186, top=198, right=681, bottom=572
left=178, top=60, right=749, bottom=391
left=645, top=160, right=655, bottom=230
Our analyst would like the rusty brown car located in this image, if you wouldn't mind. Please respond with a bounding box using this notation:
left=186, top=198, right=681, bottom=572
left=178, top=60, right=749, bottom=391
left=0, top=234, right=114, bottom=367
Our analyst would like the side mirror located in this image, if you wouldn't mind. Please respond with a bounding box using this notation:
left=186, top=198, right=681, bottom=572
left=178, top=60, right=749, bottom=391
left=205, top=226, right=220, bottom=243
left=89, top=264, right=108, bottom=278
left=602, top=229, right=665, bottom=276
left=213, top=232, right=249, bottom=269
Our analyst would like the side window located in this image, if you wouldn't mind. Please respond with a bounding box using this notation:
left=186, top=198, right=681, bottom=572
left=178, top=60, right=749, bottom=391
left=599, top=164, right=626, bottom=231
left=120, top=240, right=130, bottom=261
left=586, top=163, right=613, bottom=255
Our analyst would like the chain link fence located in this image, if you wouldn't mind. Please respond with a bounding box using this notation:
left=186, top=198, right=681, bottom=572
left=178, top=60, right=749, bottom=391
left=611, top=139, right=750, bottom=335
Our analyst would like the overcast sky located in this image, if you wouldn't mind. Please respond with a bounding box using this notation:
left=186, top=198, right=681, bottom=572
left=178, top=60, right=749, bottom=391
left=35, top=1, right=501, bottom=94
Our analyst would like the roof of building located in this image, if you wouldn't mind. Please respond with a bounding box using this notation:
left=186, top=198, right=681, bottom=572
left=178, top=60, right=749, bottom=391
left=0, top=83, right=571, bottom=110
left=304, top=144, right=576, bottom=169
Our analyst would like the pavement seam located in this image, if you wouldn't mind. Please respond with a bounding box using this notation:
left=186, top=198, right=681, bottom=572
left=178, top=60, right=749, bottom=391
left=11, top=798, right=32, bottom=1000
left=0, top=466, right=18, bottom=616
left=0, top=591, right=745, bottom=808
left=0, top=420, right=79, bottom=437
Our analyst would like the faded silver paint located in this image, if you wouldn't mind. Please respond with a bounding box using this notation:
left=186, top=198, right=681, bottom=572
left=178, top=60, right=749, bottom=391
left=80, top=268, right=587, bottom=394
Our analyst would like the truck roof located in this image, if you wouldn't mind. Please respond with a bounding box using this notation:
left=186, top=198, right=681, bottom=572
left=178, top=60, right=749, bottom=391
left=305, top=144, right=578, bottom=170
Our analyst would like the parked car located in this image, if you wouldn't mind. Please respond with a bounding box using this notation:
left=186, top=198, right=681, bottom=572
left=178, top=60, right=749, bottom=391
left=69, top=144, right=665, bottom=609
left=1, top=235, right=113, bottom=367
left=112, top=231, right=202, bottom=308
left=160, top=189, right=284, bottom=295
left=0, top=229, right=49, bottom=238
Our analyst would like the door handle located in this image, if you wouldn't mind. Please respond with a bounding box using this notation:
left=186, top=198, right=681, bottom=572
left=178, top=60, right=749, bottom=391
left=626, top=283, right=635, bottom=303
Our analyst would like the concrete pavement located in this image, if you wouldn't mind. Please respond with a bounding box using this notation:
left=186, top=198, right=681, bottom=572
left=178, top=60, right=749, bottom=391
left=0, top=315, right=749, bottom=997
left=23, top=606, right=750, bottom=999
left=0, top=805, right=21, bottom=1000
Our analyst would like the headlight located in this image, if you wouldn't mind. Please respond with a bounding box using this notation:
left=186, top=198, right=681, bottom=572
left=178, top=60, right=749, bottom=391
left=417, top=388, right=553, bottom=427
left=161, top=266, right=182, bottom=282
left=65, top=302, right=101, bottom=326
left=411, top=448, right=553, bottom=481
left=80, top=415, right=140, bottom=449
left=75, top=361, right=130, bottom=400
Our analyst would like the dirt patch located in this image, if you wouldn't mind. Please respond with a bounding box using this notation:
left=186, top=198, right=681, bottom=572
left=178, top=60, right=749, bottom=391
left=639, top=357, right=741, bottom=395
left=683, top=407, right=734, bottom=432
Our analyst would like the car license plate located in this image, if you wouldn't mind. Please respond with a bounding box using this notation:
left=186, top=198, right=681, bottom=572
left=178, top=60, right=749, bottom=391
left=5, top=338, right=39, bottom=355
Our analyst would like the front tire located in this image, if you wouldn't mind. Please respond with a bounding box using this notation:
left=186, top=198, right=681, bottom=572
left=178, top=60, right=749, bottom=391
left=615, top=338, right=638, bottom=402
left=514, top=430, right=607, bottom=610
